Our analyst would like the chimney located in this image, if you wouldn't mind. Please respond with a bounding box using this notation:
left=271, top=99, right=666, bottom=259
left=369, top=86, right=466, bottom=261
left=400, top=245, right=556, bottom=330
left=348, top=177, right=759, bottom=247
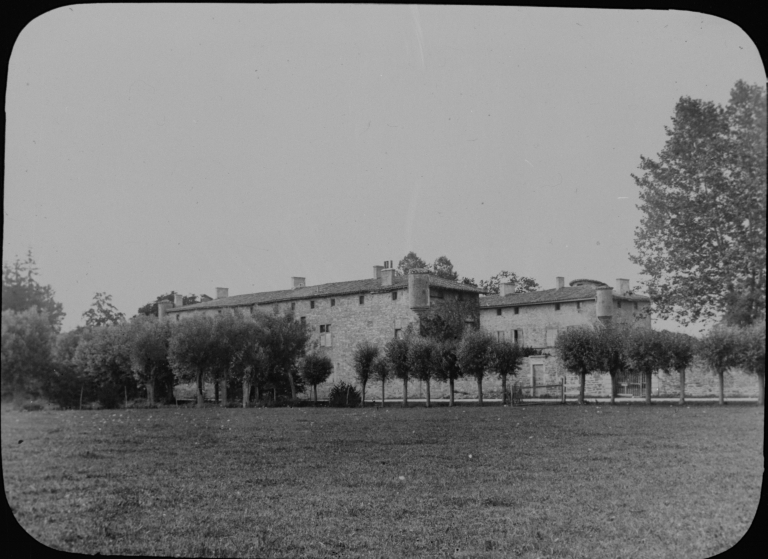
left=200, top=294, right=212, bottom=303
left=291, top=277, right=306, bottom=289
left=616, top=278, right=630, bottom=296
left=216, top=287, right=229, bottom=299
left=157, top=300, right=172, bottom=320
left=556, top=277, right=565, bottom=290
left=596, top=286, right=614, bottom=323
left=500, top=282, right=516, bottom=297
left=373, top=265, right=384, bottom=279
left=173, top=294, right=184, bottom=308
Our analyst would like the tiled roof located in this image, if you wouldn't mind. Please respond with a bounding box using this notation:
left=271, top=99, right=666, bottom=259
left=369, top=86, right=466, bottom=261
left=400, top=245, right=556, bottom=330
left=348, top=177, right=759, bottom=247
left=168, top=273, right=485, bottom=313
left=480, top=285, right=650, bottom=308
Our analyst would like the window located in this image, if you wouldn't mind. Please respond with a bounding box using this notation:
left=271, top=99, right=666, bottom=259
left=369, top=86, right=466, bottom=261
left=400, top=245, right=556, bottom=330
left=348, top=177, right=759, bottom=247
left=218, top=310, right=222, bottom=314
left=392, top=291, right=397, bottom=301
left=496, top=331, right=505, bottom=341
left=331, top=298, right=335, bottom=307
left=300, top=316, right=306, bottom=325
left=359, top=295, right=365, bottom=305
left=555, top=303, right=561, bottom=311
left=617, top=301, right=622, bottom=309
left=291, top=302, right=295, bottom=311
left=546, top=328, right=559, bottom=346
left=513, top=329, right=523, bottom=344
left=576, top=301, right=581, bottom=310
left=394, top=328, right=403, bottom=339
left=514, top=307, right=520, bottom=315
left=176, top=315, right=179, bottom=321
left=496, top=308, right=502, bottom=316
left=320, top=325, right=326, bottom=333
left=310, top=300, right=315, bottom=309
left=634, top=302, right=638, bottom=310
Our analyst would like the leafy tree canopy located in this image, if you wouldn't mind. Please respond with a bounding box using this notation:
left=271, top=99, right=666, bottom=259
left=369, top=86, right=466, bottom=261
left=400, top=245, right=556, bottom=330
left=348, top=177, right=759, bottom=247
left=397, top=251, right=429, bottom=275
left=137, top=292, right=201, bottom=317
left=419, top=298, right=479, bottom=342
left=82, top=292, right=126, bottom=327
left=479, top=271, right=540, bottom=295
left=631, top=80, right=767, bottom=326
left=432, top=256, right=459, bottom=281
left=2, top=250, right=65, bottom=331
left=1, top=308, right=55, bottom=397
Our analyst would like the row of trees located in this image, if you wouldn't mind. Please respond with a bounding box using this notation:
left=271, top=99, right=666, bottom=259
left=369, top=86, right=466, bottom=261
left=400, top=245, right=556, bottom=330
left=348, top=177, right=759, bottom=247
left=555, top=322, right=766, bottom=406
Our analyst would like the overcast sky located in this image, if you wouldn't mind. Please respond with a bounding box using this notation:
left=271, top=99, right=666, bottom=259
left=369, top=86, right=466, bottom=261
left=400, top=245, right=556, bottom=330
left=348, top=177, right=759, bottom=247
left=4, top=5, right=765, bottom=333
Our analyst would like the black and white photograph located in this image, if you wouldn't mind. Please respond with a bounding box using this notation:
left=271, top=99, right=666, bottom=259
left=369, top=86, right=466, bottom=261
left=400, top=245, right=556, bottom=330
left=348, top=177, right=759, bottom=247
left=2, top=4, right=765, bottom=558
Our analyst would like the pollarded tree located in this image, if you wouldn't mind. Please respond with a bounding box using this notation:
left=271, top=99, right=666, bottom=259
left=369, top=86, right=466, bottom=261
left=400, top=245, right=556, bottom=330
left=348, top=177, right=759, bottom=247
left=300, top=352, right=334, bottom=404
left=254, top=312, right=310, bottom=402
left=371, top=355, right=390, bottom=407
left=592, top=323, right=630, bottom=405
left=737, top=321, right=765, bottom=405
left=631, top=81, right=766, bottom=326
left=659, top=330, right=697, bottom=405
left=624, top=328, right=666, bottom=405
left=698, top=325, right=742, bottom=405
left=408, top=336, right=438, bottom=407
left=457, top=329, right=494, bottom=406
left=489, top=339, right=529, bottom=406
left=554, top=326, right=598, bottom=405
left=1, top=308, right=55, bottom=404
left=385, top=336, right=411, bottom=407
left=168, top=314, right=217, bottom=406
left=352, top=341, right=379, bottom=407
left=433, top=339, right=463, bottom=406
left=126, top=314, right=174, bottom=406
left=218, top=313, right=269, bottom=408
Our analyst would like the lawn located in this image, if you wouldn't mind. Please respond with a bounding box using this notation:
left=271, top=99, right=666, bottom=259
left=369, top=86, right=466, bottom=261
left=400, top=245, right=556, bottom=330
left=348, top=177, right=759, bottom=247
left=2, top=403, right=763, bottom=558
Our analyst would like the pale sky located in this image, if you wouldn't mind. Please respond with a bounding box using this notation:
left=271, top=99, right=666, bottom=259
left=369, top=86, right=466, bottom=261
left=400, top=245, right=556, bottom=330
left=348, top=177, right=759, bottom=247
left=4, top=5, right=765, bottom=333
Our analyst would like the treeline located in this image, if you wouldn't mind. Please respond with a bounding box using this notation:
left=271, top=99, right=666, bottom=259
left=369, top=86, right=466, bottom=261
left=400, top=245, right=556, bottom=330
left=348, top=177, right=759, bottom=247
left=554, top=322, right=765, bottom=405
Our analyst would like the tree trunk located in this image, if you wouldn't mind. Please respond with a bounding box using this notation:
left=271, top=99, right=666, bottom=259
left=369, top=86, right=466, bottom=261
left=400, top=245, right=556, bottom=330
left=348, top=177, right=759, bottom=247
left=476, top=377, right=483, bottom=406
left=255, top=385, right=260, bottom=403
left=501, top=374, right=508, bottom=405
left=578, top=373, right=585, bottom=405
left=449, top=378, right=455, bottom=407
left=425, top=378, right=431, bottom=408
left=286, top=369, right=297, bottom=401
left=718, top=370, right=725, bottom=405
left=220, top=377, right=228, bottom=407
left=757, top=373, right=765, bottom=406
left=679, top=368, right=686, bottom=405
left=361, top=382, right=366, bottom=408
left=402, top=379, right=408, bottom=407
left=645, top=371, right=652, bottom=405
left=124, top=386, right=128, bottom=409
left=243, top=379, right=251, bottom=408
left=79, top=385, right=84, bottom=410
left=381, top=380, right=386, bottom=408
left=146, top=381, right=155, bottom=407
left=214, top=380, right=219, bottom=404
left=313, top=384, right=318, bottom=405
left=197, top=371, right=204, bottom=407
left=609, top=373, right=616, bottom=405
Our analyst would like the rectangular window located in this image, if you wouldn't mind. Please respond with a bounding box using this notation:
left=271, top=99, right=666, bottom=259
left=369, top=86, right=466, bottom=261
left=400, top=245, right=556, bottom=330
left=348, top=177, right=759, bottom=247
left=291, top=302, right=295, bottom=311
left=394, top=328, right=402, bottom=339
left=514, top=329, right=524, bottom=345
left=617, top=301, right=622, bottom=308
left=496, top=308, right=502, bottom=316
left=496, top=331, right=505, bottom=341
left=320, top=325, right=326, bottom=333
left=310, top=300, right=315, bottom=309
left=514, top=307, right=520, bottom=315
left=392, top=291, right=397, bottom=301
left=634, top=302, right=638, bottom=310
left=331, top=298, right=335, bottom=307
left=300, top=316, right=306, bottom=325
left=359, top=295, right=365, bottom=305
left=546, top=328, right=559, bottom=346
left=576, top=301, right=581, bottom=310
left=555, top=303, right=561, bottom=311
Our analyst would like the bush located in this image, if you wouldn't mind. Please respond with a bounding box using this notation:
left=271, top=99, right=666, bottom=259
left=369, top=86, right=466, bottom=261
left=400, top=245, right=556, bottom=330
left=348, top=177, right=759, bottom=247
left=328, top=382, right=362, bottom=407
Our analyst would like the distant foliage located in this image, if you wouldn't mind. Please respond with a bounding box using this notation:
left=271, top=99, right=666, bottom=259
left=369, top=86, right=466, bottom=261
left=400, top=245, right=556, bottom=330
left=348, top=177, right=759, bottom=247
left=82, top=292, right=126, bottom=327
left=137, top=292, right=200, bottom=317
left=2, top=250, right=65, bottom=331
left=431, top=256, right=459, bottom=281
left=479, top=271, right=540, bottom=295
left=419, top=298, right=479, bottom=342
left=397, top=252, right=429, bottom=275
left=1, top=308, right=55, bottom=399
left=328, top=382, right=362, bottom=408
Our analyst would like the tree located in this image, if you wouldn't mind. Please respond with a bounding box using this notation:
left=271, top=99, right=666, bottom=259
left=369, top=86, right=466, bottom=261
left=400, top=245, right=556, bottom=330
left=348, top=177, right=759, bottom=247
left=126, top=315, right=174, bottom=406
left=137, top=292, right=201, bottom=317
left=592, top=323, right=630, bottom=405
left=479, top=271, right=540, bottom=295
left=433, top=339, right=463, bottom=406
left=489, top=340, right=530, bottom=405
left=168, top=315, right=217, bottom=406
left=1, top=308, right=55, bottom=404
left=82, top=292, right=126, bottom=327
left=419, top=298, right=479, bottom=343
left=254, top=311, right=310, bottom=402
left=737, top=321, right=765, bottom=405
left=631, top=81, right=766, bottom=326
left=432, top=256, right=459, bottom=281
left=408, top=336, right=438, bottom=407
left=215, top=313, right=270, bottom=408
left=371, top=355, right=390, bottom=407
left=398, top=251, right=429, bottom=275
left=624, top=328, right=666, bottom=405
left=385, top=336, right=411, bottom=406
left=659, top=330, right=697, bottom=405
left=2, top=250, right=65, bottom=331
left=352, top=341, right=379, bottom=407
left=300, top=352, right=334, bottom=404
left=43, top=326, right=97, bottom=409
left=697, top=325, right=742, bottom=405
left=554, top=326, right=597, bottom=405
left=457, top=329, right=494, bottom=405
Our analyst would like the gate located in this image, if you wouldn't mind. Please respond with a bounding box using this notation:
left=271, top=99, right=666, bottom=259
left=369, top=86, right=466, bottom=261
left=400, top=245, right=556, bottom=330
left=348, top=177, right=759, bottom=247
left=616, top=371, right=645, bottom=397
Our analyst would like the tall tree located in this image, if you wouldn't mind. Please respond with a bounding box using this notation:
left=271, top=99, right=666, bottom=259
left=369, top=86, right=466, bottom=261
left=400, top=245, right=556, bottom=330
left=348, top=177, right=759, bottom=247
left=398, top=251, right=429, bottom=275
left=554, top=326, right=598, bottom=405
left=431, top=256, right=459, bottom=281
left=82, top=292, right=126, bottom=327
left=697, top=325, right=742, bottom=405
left=385, top=336, right=411, bottom=407
left=1, top=308, right=55, bottom=403
left=352, top=341, right=379, bottom=407
left=457, top=329, right=494, bottom=406
left=433, top=339, right=463, bottom=406
left=631, top=81, right=766, bottom=326
left=2, top=251, right=65, bottom=331
left=168, top=315, right=217, bottom=406
left=480, top=271, right=540, bottom=295
left=489, top=340, right=525, bottom=406
left=73, top=323, right=136, bottom=408
left=126, top=315, right=174, bottom=406
left=300, top=352, right=334, bottom=405
left=254, top=312, right=310, bottom=401
left=371, top=355, right=390, bottom=407
left=408, top=336, right=438, bottom=407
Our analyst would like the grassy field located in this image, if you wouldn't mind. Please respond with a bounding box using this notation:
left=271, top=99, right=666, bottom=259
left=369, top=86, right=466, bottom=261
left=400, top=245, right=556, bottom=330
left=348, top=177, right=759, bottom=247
left=2, top=403, right=763, bottom=558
